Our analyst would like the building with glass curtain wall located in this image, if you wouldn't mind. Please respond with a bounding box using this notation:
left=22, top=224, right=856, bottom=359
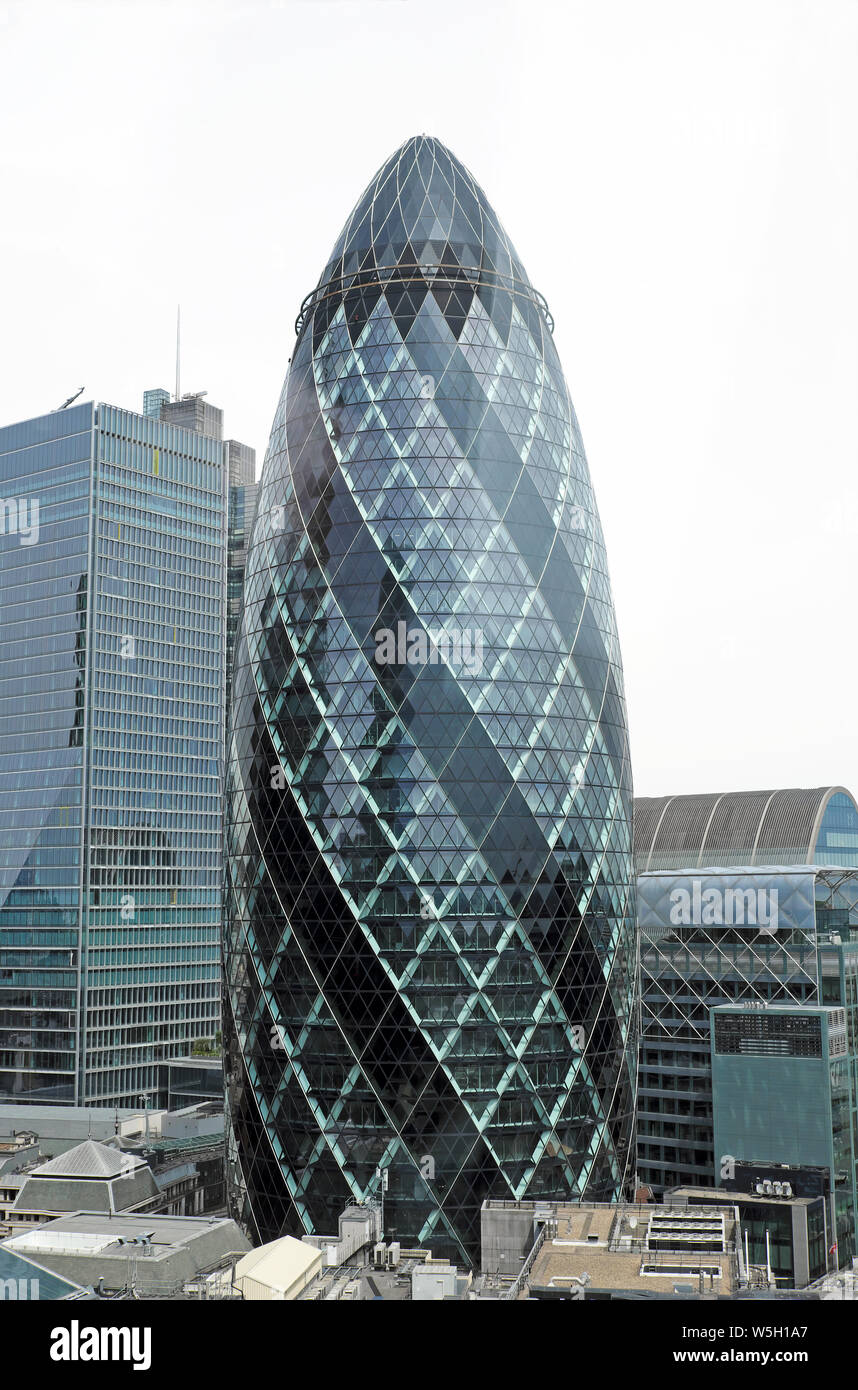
left=225, top=136, right=636, bottom=1263
left=0, top=399, right=227, bottom=1107
left=637, top=865, right=858, bottom=1198
left=711, top=1003, right=857, bottom=1271
left=225, top=440, right=257, bottom=716
left=143, top=390, right=257, bottom=719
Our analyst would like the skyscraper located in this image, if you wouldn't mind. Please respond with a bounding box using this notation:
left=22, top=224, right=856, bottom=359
left=159, top=390, right=224, bottom=443
left=142, top=391, right=258, bottom=729
left=225, top=440, right=258, bottom=716
left=225, top=136, right=635, bottom=1261
left=0, top=399, right=227, bottom=1107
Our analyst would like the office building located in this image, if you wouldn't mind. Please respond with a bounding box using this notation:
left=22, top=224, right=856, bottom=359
left=479, top=1196, right=746, bottom=1299
left=225, top=440, right=257, bottom=714
left=637, top=863, right=858, bottom=1195
left=142, top=392, right=257, bottom=723
left=142, top=388, right=171, bottom=421
left=2, top=1211, right=250, bottom=1297
left=0, top=1139, right=160, bottom=1230
left=674, top=1175, right=831, bottom=1291
left=710, top=1003, right=856, bottom=1268
left=225, top=135, right=636, bottom=1263
left=144, top=392, right=257, bottom=718
left=0, top=399, right=227, bottom=1107
left=0, top=1115, right=227, bottom=1234
left=163, top=1055, right=223, bottom=1109
left=159, top=390, right=223, bottom=441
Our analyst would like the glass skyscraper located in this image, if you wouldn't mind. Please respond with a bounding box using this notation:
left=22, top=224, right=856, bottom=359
left=225, top=440, right=258, bottom=717
left=225, top=136, right=636, bottom=1262
left=0, top=399, right=227, bottom=1107
left=142, top=391, right=258, bottom=749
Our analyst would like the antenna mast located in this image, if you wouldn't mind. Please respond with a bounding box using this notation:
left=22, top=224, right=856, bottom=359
left=175, top=304, right=181, bottom=401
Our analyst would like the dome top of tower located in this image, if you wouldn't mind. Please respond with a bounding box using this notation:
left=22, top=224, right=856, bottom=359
left=297, top=136, right=550, bottom=340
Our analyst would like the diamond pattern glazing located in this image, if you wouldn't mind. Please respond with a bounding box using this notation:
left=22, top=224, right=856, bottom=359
left=225, top=137, right=636, bottom=1263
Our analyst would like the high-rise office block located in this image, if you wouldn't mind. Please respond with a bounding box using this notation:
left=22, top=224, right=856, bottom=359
left=711, top=1002, right=857, bottom=1269
left=225, top=440, right=257, bottom=716
left=225, top=136, right=636, bottom=1262
left=0, top=399, right=227, bottom=1107
left=143, top=393, right=257, bottom=721
left=159, top=392, right=224, bottom=442
left=143, top=388, right=171, bottom=420
left=637, top=864, right=858, bottom=1194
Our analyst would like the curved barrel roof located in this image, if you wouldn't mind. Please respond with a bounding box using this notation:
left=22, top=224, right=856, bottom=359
left=634, top=786, right=858, bottom=872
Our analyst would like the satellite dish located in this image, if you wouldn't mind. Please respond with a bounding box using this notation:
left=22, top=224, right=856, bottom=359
left=628, top=1218, right=638, bottom=1229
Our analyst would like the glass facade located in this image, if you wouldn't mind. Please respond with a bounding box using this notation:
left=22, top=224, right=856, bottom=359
left=728, top=1194, right=828, bottom=1287
left=815, top=791, right=858, bottom=866
left=0, top=401, right=227, bottom=1107
left=143, top=388, right=171, bottom=421
left=225, top=136, right=636, bottom=1262
left=638, top=866, right=858, bottom=1196
left=711, top=1005, right=857, bottom=1271
left=142, top=394, right=256, bottom=759
left=0, top=404, right=93, bottom=1102
left=225, top=440, right=257, bottom=718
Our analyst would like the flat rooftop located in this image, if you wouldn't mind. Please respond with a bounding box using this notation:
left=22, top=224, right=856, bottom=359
left=6, top=1211, right=233, bottom=1248
left=548, top=1206, right=616, bottom=1243
left=167, top=1058, right=222, bottom=1072
left=529, top=1245, right=736, bottom=1296
left=3, top=1210, right=250, bottom=1296
left=526, top=1203, right=739, bottom=1298
left=673, top=1185, right=820, bottom=1210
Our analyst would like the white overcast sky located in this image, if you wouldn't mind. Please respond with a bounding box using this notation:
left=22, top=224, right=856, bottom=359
left=1, top=0, right=856, bottom=802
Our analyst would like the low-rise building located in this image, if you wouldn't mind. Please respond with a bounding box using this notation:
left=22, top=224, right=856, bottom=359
left=187, top=1203, right=471, bottom=1301
left=0, top=1127, right=227, bottom=1234
left=233, top=1236, right=323, bottom=1301
left=0, top=1141, right=160, bottom=1234
left=480, top=1198, right=749, bottom=1300
left=2, top=1212, right=250, bottom=1297
left=672, top=1175, right=831, bottom=1289
left=0, top=1243, right=91, bottom=1300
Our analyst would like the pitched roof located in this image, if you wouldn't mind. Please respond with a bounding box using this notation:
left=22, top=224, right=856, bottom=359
left=234, top=1234, right=321, bottom=1291
left=30, top=1139, right=144, bottom=1180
